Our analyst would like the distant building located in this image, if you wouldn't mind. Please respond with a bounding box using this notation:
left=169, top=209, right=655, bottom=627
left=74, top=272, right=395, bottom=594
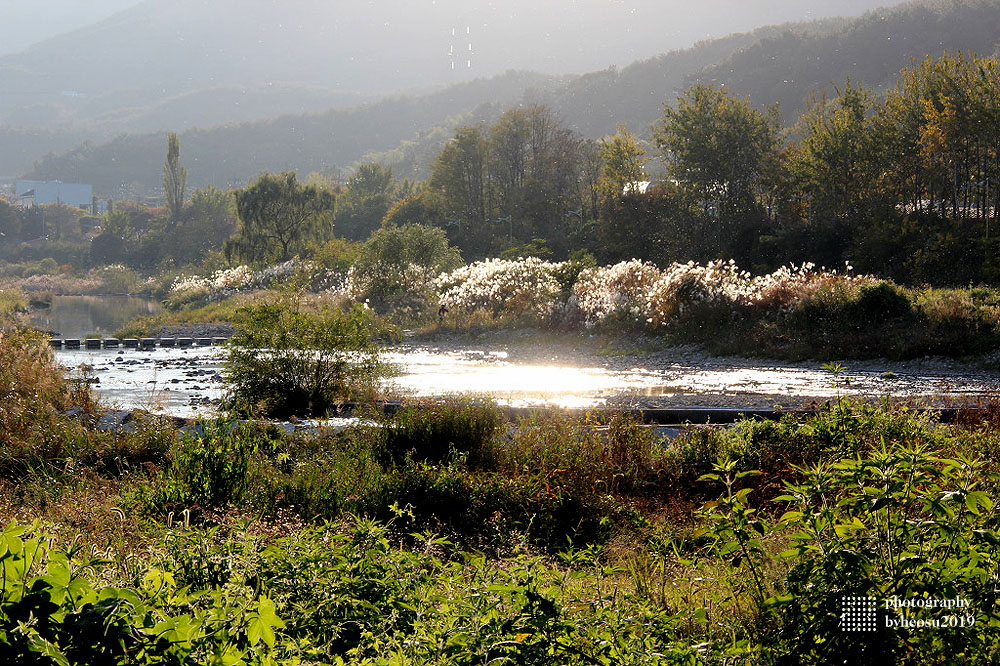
left=623, top=181, right=653, bottom=195
left=15, top=180, right=93, bottom=211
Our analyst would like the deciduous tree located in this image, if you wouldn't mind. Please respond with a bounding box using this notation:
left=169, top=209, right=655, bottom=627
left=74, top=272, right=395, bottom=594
left=655, top=84, right=780, bottom=216
left=227, top=172, right=335, bottom=264
left=162, top=132, right=187, bottom=222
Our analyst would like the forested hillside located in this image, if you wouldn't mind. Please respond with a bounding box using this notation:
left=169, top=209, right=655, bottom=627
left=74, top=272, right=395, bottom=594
left=23, top=0, right=1000, bottom=194
left=24, top=71, right=566, bottom=194
left=700, top=0, right=1000, bottom=122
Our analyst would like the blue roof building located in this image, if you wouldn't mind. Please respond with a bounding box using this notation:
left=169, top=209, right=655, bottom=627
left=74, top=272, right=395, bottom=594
left=15, top=180, right=93, bottom=209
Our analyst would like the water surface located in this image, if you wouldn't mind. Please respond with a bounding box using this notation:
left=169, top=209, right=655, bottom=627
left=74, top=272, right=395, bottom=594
left=30, top=294, right=162, bottom=339
left=55, top=342, right=1000, bottom=418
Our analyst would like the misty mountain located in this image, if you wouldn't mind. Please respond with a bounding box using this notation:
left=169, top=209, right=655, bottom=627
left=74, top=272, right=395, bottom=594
left=695, top=0, right=1000, bottom=121
left=22, top=0, right=1000, bottom=195
left=1, top=0, right=892, bottom=132
left=23, top=71, right=567, bottom=195
left=1, top=0, right=139, bottom=56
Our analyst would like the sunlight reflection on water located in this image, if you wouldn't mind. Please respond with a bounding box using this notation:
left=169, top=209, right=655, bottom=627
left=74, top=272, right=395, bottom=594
left=56, top=344, right=998, bottom=417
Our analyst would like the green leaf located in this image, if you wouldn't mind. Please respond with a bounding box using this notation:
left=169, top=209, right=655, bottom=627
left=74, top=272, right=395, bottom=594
left=777, top=511, right=803, bottom=525
left=247, top=597, right=285, bottom=648
left=966, top=491, right=993, bottom=515
left=153, top=615, right=195, bottom=646
left=26, top=634, right=70, bottom=666
left=764, top=594, right=794, bottom=606
left=735, top=470, right=763, bottom=480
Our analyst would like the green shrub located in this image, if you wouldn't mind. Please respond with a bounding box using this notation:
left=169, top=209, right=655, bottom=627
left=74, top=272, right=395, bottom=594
left=355, top=223, right=463, bottom=308
left=853, top=282, right=911, bottom=321
left=772, top=444, right=1000, bottom=663
left=159, top=421, right=264, bottom=508
left=373, top=400, right=504, bottom=466
left=0, top=521, right=287, bottom=665
left=224, top=298, right=392, bottom=418
left=259, top=430, right=388, bottom=520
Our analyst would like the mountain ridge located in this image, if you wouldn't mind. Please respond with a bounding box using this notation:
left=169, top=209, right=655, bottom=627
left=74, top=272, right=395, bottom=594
left=19, top=0, right=1000, bottom=195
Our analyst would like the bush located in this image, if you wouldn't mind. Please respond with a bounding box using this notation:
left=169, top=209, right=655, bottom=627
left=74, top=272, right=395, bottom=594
left=0, top=288, right=28, bottom=324
left=224, top=298, right=392, bottom=417
left=373, top=400, right=504, bottom=466
left=94, top=264, right=140, bottom=294
left=773, top=444, right=1000, bottom=663
left=345, top=224, right=463, bottom=319
left=0, top=521, right=289, bottom=664
left=159, top=421, right=265, bottom=508
left=0, top=329, right=94, bottom=453
left=435, top=257, right=565, bottom=323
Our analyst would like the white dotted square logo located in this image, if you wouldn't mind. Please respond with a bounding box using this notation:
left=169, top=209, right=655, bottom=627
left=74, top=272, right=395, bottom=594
left=840, top=596, right=878, bottom=632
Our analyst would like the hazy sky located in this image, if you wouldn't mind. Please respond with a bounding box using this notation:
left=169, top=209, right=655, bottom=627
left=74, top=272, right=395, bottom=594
left=2, top=0, right=897, bottom=59
left=1, top=0, right=141, bottom=55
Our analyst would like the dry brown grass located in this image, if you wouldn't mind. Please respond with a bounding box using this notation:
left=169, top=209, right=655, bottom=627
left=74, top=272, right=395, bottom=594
left=0, top=329, right=96, bottom=452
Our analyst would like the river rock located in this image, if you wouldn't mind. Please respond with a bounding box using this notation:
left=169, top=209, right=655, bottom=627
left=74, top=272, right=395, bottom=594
left=96, top=410, right=136, bottom=434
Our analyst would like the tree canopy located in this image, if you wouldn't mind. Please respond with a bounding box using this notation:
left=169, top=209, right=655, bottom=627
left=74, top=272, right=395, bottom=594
left=162, top=132, right=187, bottom=223
left=227, top=172, right=335, bottom=264
left=654, top=84, right=780, bottom=216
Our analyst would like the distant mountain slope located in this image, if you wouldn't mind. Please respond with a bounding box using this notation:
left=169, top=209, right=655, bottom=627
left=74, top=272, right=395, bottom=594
left=0, top=0, right=891, bottom=131
left=14, top=22, right=835, bottom=192
left=24, top=71, right=565, bottom=194
left=537, top=19, right=848, bottom=138
left=0, top=127, right=99, bottom=179
left=369, top=0, right=1000, bottom=177
left=698, top=0, right=1000, bottom=121
left=24, top=0, right=1000, bottom=194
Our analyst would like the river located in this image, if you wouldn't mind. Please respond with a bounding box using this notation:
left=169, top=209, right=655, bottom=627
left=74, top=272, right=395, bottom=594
left=29, top=294, right=162, bottom=339
left=54, top=342, right=1000, bottom=418
left=42, top=296, right=1000, bottom=418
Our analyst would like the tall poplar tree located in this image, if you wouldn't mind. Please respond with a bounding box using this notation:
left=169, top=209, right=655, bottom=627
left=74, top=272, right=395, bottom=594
left=163, top=132, right=187, bottom=222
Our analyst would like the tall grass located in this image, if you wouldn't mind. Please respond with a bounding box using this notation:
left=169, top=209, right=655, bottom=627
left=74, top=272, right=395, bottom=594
left=0, top=329, right=90, bottom=451
left=0, top=287, right=28, bottom=319
left=3, top=394, right=1000, bottom=663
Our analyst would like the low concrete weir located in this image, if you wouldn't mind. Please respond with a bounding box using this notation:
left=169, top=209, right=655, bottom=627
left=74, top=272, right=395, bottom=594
left=50, top=337, right=230, bottom=350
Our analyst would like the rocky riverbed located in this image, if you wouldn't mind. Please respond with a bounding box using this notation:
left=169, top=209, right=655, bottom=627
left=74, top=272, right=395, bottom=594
left=55, top=335, right=1000, bottom=418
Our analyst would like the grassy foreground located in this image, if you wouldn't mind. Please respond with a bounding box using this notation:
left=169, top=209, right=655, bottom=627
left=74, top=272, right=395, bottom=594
left=2, top=331, right=1000, bottom=663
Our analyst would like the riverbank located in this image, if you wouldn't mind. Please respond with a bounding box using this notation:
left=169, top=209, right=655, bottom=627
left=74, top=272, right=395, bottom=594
left=7, top=314, right=1000, bottom=663
left=118, top=263, right=1000, bottom=368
